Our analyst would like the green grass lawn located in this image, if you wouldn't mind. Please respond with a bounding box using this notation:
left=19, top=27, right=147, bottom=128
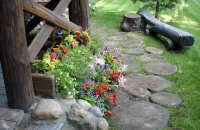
left=91, top=0, right=200, bottom=129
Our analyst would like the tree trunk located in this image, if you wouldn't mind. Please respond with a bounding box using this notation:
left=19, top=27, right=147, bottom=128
left=0, top=0, right=35, bottom=111
left=137, top=8, right=194, bottom=48
left=120, top=13, right=141, bottom=32
left=69, top=0, right=90, bottom=30
left=155, top=0, right=160, bottom=18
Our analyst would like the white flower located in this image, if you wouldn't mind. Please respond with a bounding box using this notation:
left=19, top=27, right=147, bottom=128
left=122, top=64, right=128, bottom=72
left=95, top=58, right=105, bottom=66
left=68, top=91, right=72, bottom=95
left=118, top=76, right=127, bottom=88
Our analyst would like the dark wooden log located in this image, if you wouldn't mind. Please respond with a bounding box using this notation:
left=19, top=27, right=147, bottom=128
left=120, top=13, right=141, bottom=32
left=137, top=8, right=194, bottom=48
left=32, top=73, right=56, bottom=98
left=69, top=0, right=90, bottom=30
left=28, top=0, right=71, bottom=62
left=0, top=0, right=35, bottom=111
left=23, top=0, right=82, bottom=32
left=25, top=0, right=60, bottom=34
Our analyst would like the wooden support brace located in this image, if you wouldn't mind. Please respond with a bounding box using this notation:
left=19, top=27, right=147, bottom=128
left=23, top=0, right=82, bottom=32
left=28, top=0, right=71, bottom=62
left=25, top=0, right=60, bottom=34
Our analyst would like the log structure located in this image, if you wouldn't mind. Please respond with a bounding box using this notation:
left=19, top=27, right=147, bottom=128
left=120, top=13, right=141, bottom=32
left=0, top=0, right=35, bottom=111
left=69, top=0, right=90, bottom=30
left=28, top=0, right=72, bottom=62
left=137, top=8, right=194, bottom=49
left=32, top=73, right=56, bottom=98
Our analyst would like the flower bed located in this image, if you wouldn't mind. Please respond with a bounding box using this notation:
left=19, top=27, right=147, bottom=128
left=32, top=29, right=126, bottom=116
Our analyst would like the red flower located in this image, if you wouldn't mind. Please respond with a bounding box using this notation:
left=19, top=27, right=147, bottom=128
left=82, top=85, right=86, bottom=90
left=106, top=110, right=113, bottom=116
left=113, top=92, right=117, bottom=105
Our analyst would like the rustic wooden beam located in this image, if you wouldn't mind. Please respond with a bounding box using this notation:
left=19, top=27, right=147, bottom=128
left=0, top=0, right=35, bottom=111
left=69, top=0, right=90, bottom=30
left=23, top=0, right=82, bottom=32
left=25, top=0, right=60, bottom=34
left=28, top=0, right=71, bottom=62
left=32, top=73, right=56, bottom=98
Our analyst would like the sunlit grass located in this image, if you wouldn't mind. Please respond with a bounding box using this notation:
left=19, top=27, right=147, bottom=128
left=91, top=0, right=200, bottom=129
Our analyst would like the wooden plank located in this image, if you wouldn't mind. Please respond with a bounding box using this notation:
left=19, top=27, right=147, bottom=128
left=23, top=0, right=82, bottom=32
left=0, top=0, right=35, bottom=111
left=32, top=73, right=56, bottom=98
left=25, top=0, right=60, bottom=34
left=28, top=0, right=71, bottom=62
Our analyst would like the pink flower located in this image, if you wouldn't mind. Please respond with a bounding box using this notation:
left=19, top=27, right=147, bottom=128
left=71, top=40, right=76, bottom=47
left=50, top=53, right=57, bottom=59
left=102, top=77, right=106, bottom=81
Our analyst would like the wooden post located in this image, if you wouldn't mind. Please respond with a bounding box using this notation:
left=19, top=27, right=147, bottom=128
left=0, top=0, right=35, bottom=111
left=69, top=0, right=90, bottom=30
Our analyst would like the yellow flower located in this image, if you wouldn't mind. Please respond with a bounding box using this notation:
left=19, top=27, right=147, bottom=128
left=65, top=35, right=74, bottom=43
left=42, top=52, right=50, bottom=64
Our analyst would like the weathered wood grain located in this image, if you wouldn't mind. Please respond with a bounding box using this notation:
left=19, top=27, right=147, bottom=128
left=0, top=0, right=35, bottom=111
left=69, top=0, right=90, bottom=30
left=23, top=0, right=82, bottom=32
left=28, top=0, right=71, bottom=62
left=32, top=73, right=56, bottom=98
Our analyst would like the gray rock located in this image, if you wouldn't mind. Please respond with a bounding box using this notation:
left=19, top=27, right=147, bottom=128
left=125, top=48, right=145, bottom=55
left=110, top=101, right=169, bottom=130
left=96, top=117, right=109, bottom=130
left=126, top=63, right=141, bottom=73
left=150, top=92, right=182, bottom=107
left=79, top=113, right=97, bottom=130
left=67, top=103, right=88, bottom=122
left=77, top=99, right=92, bottom=110
left=127, top=74, right=172, bottom=92
left=122, top=42, right=145, bottom=48
left=33, top=99, right=62, bottom=120
left=62, top=99, right=77, bottom=113
left=144, top=62, right=177, bottom=75
left=0, top=120, right=16, bottom=130
left=107, top=35, right=126, bottom=41
left=104, top=40, right=119, bottom=47
left=89, top=107, right=104, bottom=117
left=139, top=54, right=166, bottom=62
left=21, top=123, right=64, bottom=130
left=145, top=47, right=163, bottom=55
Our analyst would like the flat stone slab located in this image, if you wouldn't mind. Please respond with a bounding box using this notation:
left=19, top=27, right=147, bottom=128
left=106, top=35, right=127, bottom=41
left=121, top=54, right=133, bottom=63
left=150, top=92, right=182, bottom=107
left=144, top=63, right=177, bottom=75
left=0, top=120, right=17, bottom=130
left=22, top=123, right=65, bottom=130
left=0, top=95, right=8, bottom=107
left=125, top=76, right=151, bottom=99
left=125, top=48, right=145, bottom=55
left=116, top=90, right=129, bottom=104
left=122, top=42, right=145, bottom=48
left=104, top=40, right=119, bottom=47
left=126, top=63, right=141, bottom=73
left=145, top=47, right=163, bottom=55
left=0, top=107, right=24, bottom=125
left=127, top=74, right=171, bottom=92
left=111, top=101, right=169, bottom=130
left=139, top=54, right=166, bottom=62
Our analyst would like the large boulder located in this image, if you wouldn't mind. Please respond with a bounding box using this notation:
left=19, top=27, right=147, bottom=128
left=33, top=99, right=63, bottom=120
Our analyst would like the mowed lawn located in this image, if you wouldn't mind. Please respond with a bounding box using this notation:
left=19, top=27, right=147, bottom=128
left=91, top=0, right=200, bottom=129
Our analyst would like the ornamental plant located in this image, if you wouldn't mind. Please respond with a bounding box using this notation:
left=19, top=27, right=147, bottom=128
left=33, top=31, right=124, bottom=116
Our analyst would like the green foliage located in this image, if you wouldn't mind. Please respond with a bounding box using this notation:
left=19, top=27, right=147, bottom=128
left=133, top=0, right=186, bottom=17
left=89, top=0, right=101, bottom=15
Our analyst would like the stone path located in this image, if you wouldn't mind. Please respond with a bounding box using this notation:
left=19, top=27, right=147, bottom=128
left=91, top=23, right=182, bottom=130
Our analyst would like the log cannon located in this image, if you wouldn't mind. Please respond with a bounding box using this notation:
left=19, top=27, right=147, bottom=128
left=137, top=8, right=194, bottom=50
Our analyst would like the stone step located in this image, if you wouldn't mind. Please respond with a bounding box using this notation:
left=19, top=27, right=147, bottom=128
left=21, top=123, right=65, bottom=130
left=0, top=107, right=24, bottom=130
